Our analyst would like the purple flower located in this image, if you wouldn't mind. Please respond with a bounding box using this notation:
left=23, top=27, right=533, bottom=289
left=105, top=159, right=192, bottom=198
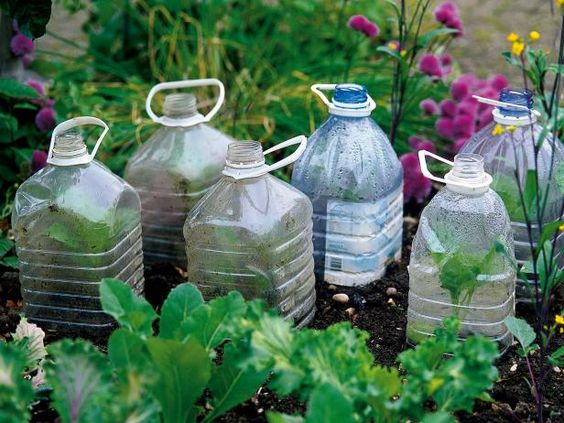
left=451, top=80, right=471, bottom=101
left=453, top=114, right=474, bottom=138
left=436, top=117, right=454, bottom=139
left=25, top=79, right=44, bottom=97
left=10, top=33, right=33, bottom=56
left=420, top=99, right=439, bottom=116
left=35, top=107, right=56, bottom=132
left=457, top=99, right=478, bottom=118
left=489, top=74, right=508, bottom=91
left=440, top=54, right=453, bottom=66
left=348, top=15, right=380, bottom=38
left=31, top=150, right=48, bottom=174
left=453, top=137, right=469, bottom=153
left=409, top=136, right=436, bottom=153
left=439, top=100, right=457, bottom=118
left=400, top=152, right=432, bottom=203
left=434, top=2, right=464, bottom=37
left=418, top=54, right=443, bottom=78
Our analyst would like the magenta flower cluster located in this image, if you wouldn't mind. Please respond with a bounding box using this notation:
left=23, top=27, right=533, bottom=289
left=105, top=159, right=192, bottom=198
left=348, top=15, right=380, bottom=38
left=400, top=137, right=436, bottom=203
left=418, top=53, right=452, bottom=79
left=434, top=2, right=464, bottom=37
left=421, top=73, right=508, bottom=152
left=25, top=79, right=57, bottom=137
left=10, top=20, right=34, bottom=67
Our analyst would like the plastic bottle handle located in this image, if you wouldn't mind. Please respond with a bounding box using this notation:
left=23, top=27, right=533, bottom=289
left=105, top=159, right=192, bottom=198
left=417, top=150, right=454, bottom=185
left=224, top=136, right=308, bottom=180
left=472, top=95, right=541, bottom=117
left=311, top=83, right=376, bottom=115
left=146, top=78, right=225, bottom=127
left=47, top=116, right=109, bottom=165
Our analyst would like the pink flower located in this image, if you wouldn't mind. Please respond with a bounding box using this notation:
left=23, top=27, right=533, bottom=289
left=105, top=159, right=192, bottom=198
left=25, top=79, right=44, bottom=97
left=409, top=136, right=436, bottom=153
left=453, top=114, right=474, bottom=138
left=401, top=152, right=432, bottom=203
left=457, top=99, right=478, bottom=118
left=31, top=150, right=48, bottom=173
left=489, top=74, right=508, bottom=91
left=348, top=15, right=380, bottom=38
left=436, top=117, right=454, bottom=139
left=419, top=54, right=443, bottom=78
left=35, top=107, right=56, bottom=132
left=10, top=33, right=33, bottom=56
left=451, top=80, right=471, bottom=101
left=440, top=54, right=453, bottom=66
left=439, top=100, right=457, bottom=118
left=420, top=99, right=439, bottom=116
left=434, top=2, right=464, bottom=37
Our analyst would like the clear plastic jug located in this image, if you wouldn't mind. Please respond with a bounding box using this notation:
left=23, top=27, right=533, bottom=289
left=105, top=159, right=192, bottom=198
left=291, top=83, right=403, bottom=286
left=125, top=79, right=232, bottom=268
left=184, top=137, right=316, bottom=327
left=12, top=117, right=144, bottom=336
left=459, top=89, right=563, bottom=299
left=406, top=151, right=516, bottom=353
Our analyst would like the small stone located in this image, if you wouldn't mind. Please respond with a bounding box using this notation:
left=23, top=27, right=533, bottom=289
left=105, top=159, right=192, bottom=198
left=510, top=363, right=518, bottom=372
left=386, top=287, right=398, bottom=297
left=332, top=293, right=349, bottom=304
left=403, top=216, right=419, bottom=226
left=387, top=298, right=396, bottom=306
left=345, top=307, right=356, bottom=317
left=327, top=284, right=337, bottom=291
left=554, top=366, right=561, bottom=373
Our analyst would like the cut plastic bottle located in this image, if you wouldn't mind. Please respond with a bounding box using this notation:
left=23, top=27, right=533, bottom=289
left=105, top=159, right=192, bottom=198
left=184, top=137, right=316, bottom=327
left=406, top=151, right=516, bottom=353
left=125, top=79, right=232, bottom=268
left=12, top=117, right=144, bottom=336
left=291, top=83, right=403, bottom=286
left=460, top=89, right=563, bottom=300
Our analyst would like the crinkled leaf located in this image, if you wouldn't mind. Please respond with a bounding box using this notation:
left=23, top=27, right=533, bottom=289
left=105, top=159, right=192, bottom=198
left=0, top=342, right=34, bottom=423
left=100, top=278, right=157, bottom=336
left=11, top=317, right=46, bottom=367
left=421, top=411, right=456, bottom=423
left=267, top=413, right=304, bottom=423
left=207, top=343, right=269, bottom=421
left=159, top=283, right=204, bottom=340
left=180, top=291, right=247, bottom=351
left=146, top=337, right=211, bottom=423
left=304, top=383, right=355, bottom=423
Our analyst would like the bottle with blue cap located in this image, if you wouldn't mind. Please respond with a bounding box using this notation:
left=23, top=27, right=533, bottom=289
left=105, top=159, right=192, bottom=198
left=184, top=137, right=316, bottom=327
left=291, top=83, right=403, bottom=286
left=125, top=79, right=233, bottom=268
left=407, top=151, right=516, bottom=352
left=460, top=88, right=563, bottom=299
left=12, top=117, right=144, bottom=336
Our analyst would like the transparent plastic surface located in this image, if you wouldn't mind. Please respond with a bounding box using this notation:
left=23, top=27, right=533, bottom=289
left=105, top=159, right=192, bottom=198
left=12, top=161, right=144, bottom=336
left=184, top=142, right=316, bottom=327
left=406, top=165, right=516, bottom=353
left=291, top=114, right=403, bottom=286
left=460, top=121, right=563, bottom=298
left=125, top=95, right=232, bottom=267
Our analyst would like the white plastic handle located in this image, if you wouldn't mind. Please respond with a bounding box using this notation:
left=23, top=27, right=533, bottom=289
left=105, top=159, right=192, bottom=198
left=47, top=116, right=109, bottom=166
left=417, top=150, right=454, bottom=185
left=146, top=78, right=225, bottom=127
left=223, top=136, right=308, bottom=180
left=311, top=83, right=376, bottom=117
left=472, top=95, right=541, bottom=117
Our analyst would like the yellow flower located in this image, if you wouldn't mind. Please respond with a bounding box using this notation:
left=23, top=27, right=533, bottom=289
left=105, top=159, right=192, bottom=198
left=512, top=41, right=525, bottom=56
left=507, top=32, right=520, bottom=42
left=492, top=124, right=505, bottom=136
left=387, top=42, right=399, bottom=50
left=559, top=223, right=564, bottom=231
left=507, top=125, right=517, bottom=132
left=556, top=314, right=564, bottom=325
left=557, top=0, right=564, bottom=8
left=529, top=31, right=540, bottom=41
left=400, top=49, right=407, bottom=57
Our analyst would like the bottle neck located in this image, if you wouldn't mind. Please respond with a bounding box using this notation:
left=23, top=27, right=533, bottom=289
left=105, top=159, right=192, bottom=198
left=163, top=93, right=198, bottom=120
left=51, top=131, right=88, bottom=164
left=445, top=154, right=491, bottom=195
left=225, top=141, right=265, bottom=169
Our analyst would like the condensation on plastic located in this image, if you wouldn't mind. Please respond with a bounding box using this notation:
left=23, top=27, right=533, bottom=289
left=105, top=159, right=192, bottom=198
left=291, top=87, right=403, bottom=286
left=12, top=144, right=144, bottom=336
left=406, top=155, right=516, bottom=353
left=125, top=93, right=232, bottom=267
left=460, top=119, right=563, bottom=299
left=184, top=141, right=316, bottom=327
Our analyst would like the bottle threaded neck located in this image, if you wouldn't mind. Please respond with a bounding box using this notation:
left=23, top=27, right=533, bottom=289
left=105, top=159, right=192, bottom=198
left=451, top=153, right=484, bottom=180
left=163, top=93, right=198, bottom=118
left=52, top=130, right=87, bottom=160
left=226, top=141, right=264, bottom=167
left=498, top=88, right=533, bottom=117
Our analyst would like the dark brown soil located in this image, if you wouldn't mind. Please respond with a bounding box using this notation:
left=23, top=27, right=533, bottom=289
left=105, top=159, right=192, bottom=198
left=1, top=219, right=562, bottom=423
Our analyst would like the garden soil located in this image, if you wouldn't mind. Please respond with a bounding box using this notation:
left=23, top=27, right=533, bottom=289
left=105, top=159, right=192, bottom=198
left=0, top=219, right=562, bottom=423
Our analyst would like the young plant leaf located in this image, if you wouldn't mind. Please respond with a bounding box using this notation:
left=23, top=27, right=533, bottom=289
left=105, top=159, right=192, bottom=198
left=0, top=342, right=34, bottom=423
left=159, top=283, right=204, bottom=340
left=303, top=383, right=355, bottom=423
left=548, top=346, right=564, bottom=367
left=206, top=343, right=269, bottom=421
left=145, top=337, right=211, bottom=423
left=504, top=316, right=535, bottom=351
left=100, top=278, right=158, bottom=336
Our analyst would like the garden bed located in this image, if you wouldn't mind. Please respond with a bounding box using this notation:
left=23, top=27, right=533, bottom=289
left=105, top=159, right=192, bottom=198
left=0, top=220, right=562, bottom=423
